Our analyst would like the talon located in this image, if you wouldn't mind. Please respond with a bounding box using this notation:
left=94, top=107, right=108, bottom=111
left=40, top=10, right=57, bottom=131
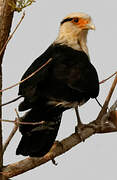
left=52, top=158, right=58, bottom=166
left=75, top=107, right=87, bottom=142
left=75, top=125, right=85, bottom=142
left=86, top=123, right=97, bottom=133
left=75, top=123, right=97, bottom=142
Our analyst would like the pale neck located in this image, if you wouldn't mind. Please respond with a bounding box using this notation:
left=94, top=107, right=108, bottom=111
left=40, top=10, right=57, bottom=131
left=55, top=28, right=89, bottom=57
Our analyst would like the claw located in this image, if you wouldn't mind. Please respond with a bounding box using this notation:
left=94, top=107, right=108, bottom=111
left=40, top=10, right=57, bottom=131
left=51, top=141, right=63, bottom=166
left=75, top=123, right=97, bottom=142
left=75, top=124, right=86, bottom=142
left=52, top=158, right=58, bottom=166
left=74, top=107, right=86, bottom=141
left=74, top=107, right=97, bottom=141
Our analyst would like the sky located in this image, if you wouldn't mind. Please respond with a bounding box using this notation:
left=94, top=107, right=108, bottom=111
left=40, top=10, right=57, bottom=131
left=1, top=0, right=117, bottom=179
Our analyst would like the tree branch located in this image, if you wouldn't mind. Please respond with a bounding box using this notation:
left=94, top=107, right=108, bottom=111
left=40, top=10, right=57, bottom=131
left=2, top=109, right=20, bottom=154
left=1, top=74, right=117, bottom=178
left=0, top=174, right=11, bottom=180
left=97, top=74, right=117, bottom=121
left=0, top=119, right=45, bottom=126
left=99, top=71, right=117, bottom=84
left=2, top=124, right=18, bottom=154
left=1, top=107, right=117, bottom=178
left=0, top=0, right=16, bottom=170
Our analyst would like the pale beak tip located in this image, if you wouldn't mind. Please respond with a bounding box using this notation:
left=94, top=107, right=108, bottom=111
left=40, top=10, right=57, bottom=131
left=90, top=24, right=96, bottom=30
left=86, top=22, right=96, bottom=30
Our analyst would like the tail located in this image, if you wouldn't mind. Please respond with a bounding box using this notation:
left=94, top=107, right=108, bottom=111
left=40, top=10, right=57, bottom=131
left=16, top=106, right=62, bottom=157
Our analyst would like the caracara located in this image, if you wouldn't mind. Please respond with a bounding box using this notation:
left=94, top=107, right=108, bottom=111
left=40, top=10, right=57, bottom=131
left=16, top=12, right=99, bottom=157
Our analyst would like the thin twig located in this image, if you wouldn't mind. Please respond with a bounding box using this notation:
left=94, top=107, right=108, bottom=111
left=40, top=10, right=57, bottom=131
left=0, top=12, right=25, bottom=57
left=17, top=121, right=45, bottom=125
left=2, top=109, right=20, bottom=154
left=100, top=71, right=117, bottom=84
left=0, top=119, right=45, bottom=126
left=0, top=119, right=15, bottom=123
left=97, top=74, right=117, bottom=121
left=0, top=96, right=22, bottom=107
left=0, top=58, right=52, bottom=93
left=2, top=122, right=18, bottom=154
left=15, top=109, right=20, bottom=121
left=103, top=74, right=117, bottom=107
left=101, top=100, right=117, bottom=125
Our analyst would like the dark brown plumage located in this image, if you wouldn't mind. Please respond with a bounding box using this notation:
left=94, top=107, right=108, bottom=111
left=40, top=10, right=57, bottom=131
left=16, top=12, right=99, bottom=157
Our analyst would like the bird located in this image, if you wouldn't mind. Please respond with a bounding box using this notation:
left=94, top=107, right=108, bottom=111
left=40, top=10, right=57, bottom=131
left=16, top=12, right=99, bottom=157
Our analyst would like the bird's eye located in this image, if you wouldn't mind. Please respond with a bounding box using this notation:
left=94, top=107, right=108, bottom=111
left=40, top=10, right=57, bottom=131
left=73, top=18, right=79, bottom=23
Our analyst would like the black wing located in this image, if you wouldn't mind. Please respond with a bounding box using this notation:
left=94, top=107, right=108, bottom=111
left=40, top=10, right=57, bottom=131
left=18, top=45, right=54, bottom=97
left=67, top=59, right=99, bottom=98
left=19, top=44, right=99, bottom=107
left=51, top=45, right=99, bottom=98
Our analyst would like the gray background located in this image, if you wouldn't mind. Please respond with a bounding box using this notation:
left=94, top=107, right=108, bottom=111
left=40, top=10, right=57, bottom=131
left=2, top=0, right=117, bottom=179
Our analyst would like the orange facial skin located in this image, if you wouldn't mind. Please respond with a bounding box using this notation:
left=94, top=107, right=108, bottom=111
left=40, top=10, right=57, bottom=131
left=72, top=17, right=90, bottom=29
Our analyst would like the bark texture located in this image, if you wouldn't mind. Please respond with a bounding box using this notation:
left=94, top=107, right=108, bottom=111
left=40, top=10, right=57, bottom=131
left=0, top=0, right=16, bottom=170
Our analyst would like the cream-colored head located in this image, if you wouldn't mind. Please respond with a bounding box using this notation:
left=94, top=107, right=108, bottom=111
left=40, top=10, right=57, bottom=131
left=55, top=12, right=95, bottom=56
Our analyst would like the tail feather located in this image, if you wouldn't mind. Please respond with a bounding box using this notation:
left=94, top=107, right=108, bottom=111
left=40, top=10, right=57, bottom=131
left=16, top=107, right=62, bottom=157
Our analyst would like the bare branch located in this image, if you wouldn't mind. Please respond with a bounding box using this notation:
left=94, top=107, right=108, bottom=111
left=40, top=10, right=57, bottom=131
left=105, top=74, right=117, bottom=105
left=100, top=71, right=117, bottom=84
left=2, top=109, right=20, bottom=154
left=97, top=74, right=117, bottom=121
left=3, top=123, right=18, bottom=154
left=0, top=119, right=16, bottom=124
left=0, top=118, right=45, bottom=126
left=0, top=96, right=22, bottom=107
left=15, top=109, right=20, bottom=120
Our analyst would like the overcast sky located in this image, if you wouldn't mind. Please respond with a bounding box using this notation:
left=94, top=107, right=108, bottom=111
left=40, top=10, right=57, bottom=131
left=2, top=0, right=117, bottom=179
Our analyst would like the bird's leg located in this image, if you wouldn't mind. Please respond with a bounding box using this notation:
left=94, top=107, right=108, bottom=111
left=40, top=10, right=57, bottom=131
left=75, top=106, right=84, bottom=128
left=75, top=107, right=97, bottom=141
left=75, top=106, right=86, bottom=142
left=51, top=141, right=63, bottom=165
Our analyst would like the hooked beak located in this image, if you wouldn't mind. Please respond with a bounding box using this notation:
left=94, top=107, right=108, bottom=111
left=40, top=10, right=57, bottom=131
left=78, top=18, right=96, bottom=30
left=86, top=22, right=95, bottom=30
